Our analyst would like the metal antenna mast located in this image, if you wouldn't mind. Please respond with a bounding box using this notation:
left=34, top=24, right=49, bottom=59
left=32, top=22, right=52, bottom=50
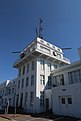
left=35, top=17, right=43, bottom=39
left=39, top=17, right=43, bottom=39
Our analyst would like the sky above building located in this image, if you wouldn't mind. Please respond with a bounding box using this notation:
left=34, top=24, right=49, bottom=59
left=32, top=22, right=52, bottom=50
left=0, top=0, right=81, bottom=82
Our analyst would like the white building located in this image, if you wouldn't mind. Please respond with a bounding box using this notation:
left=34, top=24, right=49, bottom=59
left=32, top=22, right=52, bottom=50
left=0, top=78, right=17, bottom=109
left=51, top=47, right=81, bottom=118
left=13, top=37, right=70, bottom=113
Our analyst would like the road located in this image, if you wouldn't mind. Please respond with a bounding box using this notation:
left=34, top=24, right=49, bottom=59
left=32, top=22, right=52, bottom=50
left=0, top=117, right=9, bottom=121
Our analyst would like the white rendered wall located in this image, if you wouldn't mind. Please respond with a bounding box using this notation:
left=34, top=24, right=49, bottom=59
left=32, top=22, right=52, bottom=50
left=52, top=83, right=81, bottom=118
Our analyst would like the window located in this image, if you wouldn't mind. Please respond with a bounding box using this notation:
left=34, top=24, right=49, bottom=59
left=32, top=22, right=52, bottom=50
left=26, top=77, right=29, bottom=87
left=18, top=68, right=21, bottom=77
left=30, top=92, right=34, bottom=106
left=54, top=64, right=57, bottom=69
left=18, top=80, right=20, bottom=89
left=53, top=74, right=64, bottom=87
left=40, top=60, right=44, bottom=70
left=40, top=75, right=45, bottom=85
left=21, top=79, right=24, bottom=88
left=48, top=76, right=51, bottom=86
left=60, top=74, right=64, bottom=85
left=9, top=89, right=11, bottom=94
left=47, top=42, right=50, bottom=46
left=25, top=92, right=28, bottom=106
left=31, top=61, right=35, bottom=71
left=22, top=66, right=25, bottom=75
left=20, top=93, right=23, bottom=108
left=27, top=63, right=30, bottom=73
left=40, top=46, right=50, bottom=54
left=12, top=88, right=14, bottom=93
left=31, top=75, right=34, bottom=85
left=68, top=69, right=81, bottom=84
left=9, top=98, right=12, bottom=105
left=68, top=98, right=72, bottom=104
left=61, top=98, right=65, bottom=104
left=40, top=91, right=44, bottom=106
left=48, top=62, right=51, bottom=71
left=16, top=94, right=19, bottom=106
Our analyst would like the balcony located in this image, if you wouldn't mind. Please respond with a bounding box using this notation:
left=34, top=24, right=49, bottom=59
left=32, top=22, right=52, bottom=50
left=13, top=40, right=70, bottom=68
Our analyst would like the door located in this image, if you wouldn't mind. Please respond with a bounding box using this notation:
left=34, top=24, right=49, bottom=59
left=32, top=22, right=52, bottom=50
left=45, top=98, right=49, bottom=111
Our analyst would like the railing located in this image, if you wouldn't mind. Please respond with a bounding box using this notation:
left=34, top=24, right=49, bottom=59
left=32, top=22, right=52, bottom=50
left=63, top=57, right=70, bottom=63
left=13, top=44, right=70, bottom=66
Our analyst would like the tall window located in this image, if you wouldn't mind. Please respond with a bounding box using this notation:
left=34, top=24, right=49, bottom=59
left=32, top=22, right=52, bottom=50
left=26, top=77, right=29, bottom=87
left=25, top=92, right=28, bottom=107
left=18, top=68, right=21, bottom=77
left=40, top=60, right=44, bottom=70
left=54, top=64, right=57, bottom=69
left=22, top=66, right=25, bottom=75
left=31, top=75, right=34, bottom=85
left=18, top=80, right=20, bottom=89
left=21, top=79, right=24, bottom=88
left=20, top=93, right=23, bottom=108
left=16, top=94, right=19, bottom=106
left=30, top=92, right=34, bottom=106
left=48, top=76, right=52, bottom=86
left=48, top=62, right=51, bottom=72
left=27, top=63, right=30, bottom=73
left=31, top=61, right=35, bottom=71
left=40, top=75, right=45, bottom=85
left=68, top=69, right=81, bottom=84
left=40, top=91, right=44, bottom=106
left=53, top=74, right=64, bottom=87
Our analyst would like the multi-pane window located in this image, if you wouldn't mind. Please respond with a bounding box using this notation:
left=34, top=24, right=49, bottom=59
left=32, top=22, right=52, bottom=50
left=40, top=75, right=45, bottom=85
left=31, top=75, right=34, bottom=85
left=22, top=66, right=25, bottom=75
left=60, top=97, right=72, bottom=105
left=48, top=76, right=52, bottom=86
left=30, top=92, right=34, bottom=106
left=26, top=77, right=29, bottom=87
left=31, top=61, right=35, bottom=71
left=40, top=91, right=44, bottom=106
left=21, top=79, right=24, bottom=88
left=68, top=69, right=81, bottom=84
left=9, top=98, right=12, bottom=106
left=40, top=60, right=44, bottom=70
left=40, top=46, right=50, bottom=54
left=25, top=92, right=28, bottom=107
left=18, top=68, right=21, bottom=77
left=12, top=88, right=14, bottom=93
left=53, top=74, right=64, bottom=87
left=18, top=80, right=20, bottom=89
left=48, top=62, right=51, bottom=72
left=27, top=63, right=30, bottom=73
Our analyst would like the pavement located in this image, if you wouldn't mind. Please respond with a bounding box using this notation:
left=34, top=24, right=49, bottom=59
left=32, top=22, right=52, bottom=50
left=0, top=114, right=80, bottom=121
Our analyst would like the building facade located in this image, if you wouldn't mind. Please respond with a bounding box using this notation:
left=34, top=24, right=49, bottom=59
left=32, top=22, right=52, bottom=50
left=0, top=78, right=17, bottom=109
left=51, top=60, right=81, bottom=118
left=13, top=37, right=70, bottom=113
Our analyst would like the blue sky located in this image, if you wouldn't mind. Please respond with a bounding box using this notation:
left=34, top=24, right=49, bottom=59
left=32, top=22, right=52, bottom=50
left=0, top=0, right=81, bottom=82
